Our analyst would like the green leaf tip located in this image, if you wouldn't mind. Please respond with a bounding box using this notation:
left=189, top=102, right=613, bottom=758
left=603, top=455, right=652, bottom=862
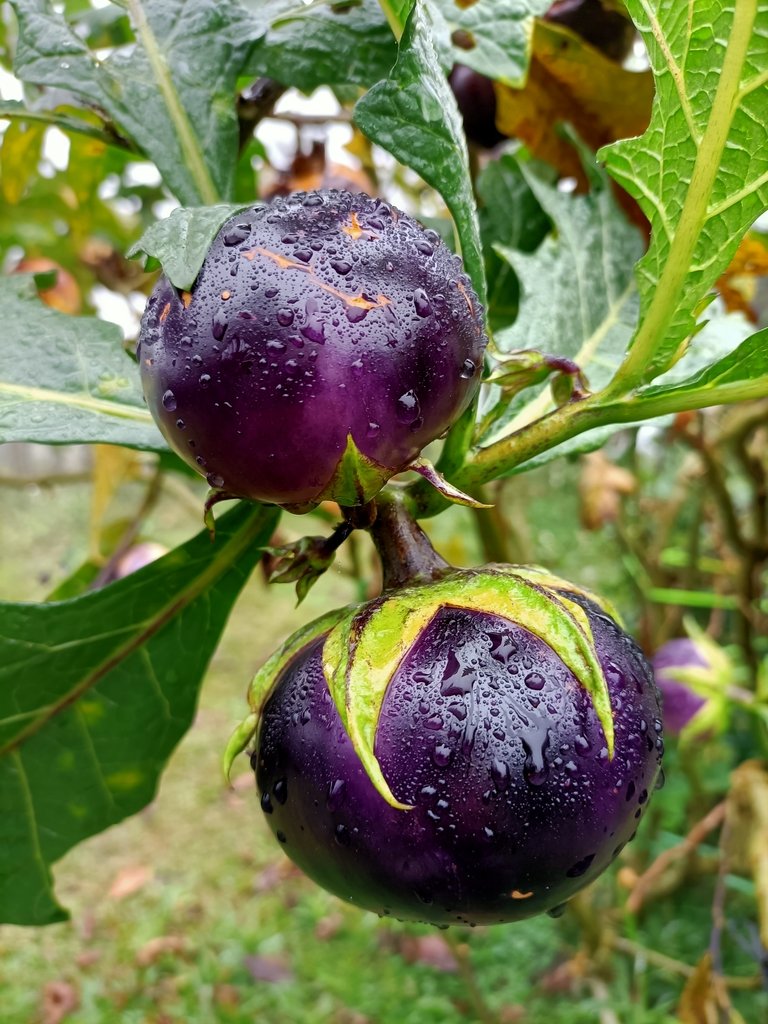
left=222, top=712, right=258, bottom=783
left=321, top=566, right=617, bottom=808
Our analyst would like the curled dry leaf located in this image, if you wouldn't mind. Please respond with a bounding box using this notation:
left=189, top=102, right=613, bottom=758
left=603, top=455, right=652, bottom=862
left=107, top=863, right=154, bottom=901
left=41, top=981, right=79, bottom=1024
left=135, top=935, right=189, bottom=967
left=579, top=451, right=636, bottom=530
left=715, top=235, right=768, bottom=324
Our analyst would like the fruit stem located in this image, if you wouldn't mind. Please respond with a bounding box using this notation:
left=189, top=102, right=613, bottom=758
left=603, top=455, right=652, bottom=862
left=368, top=492, right=450, bottom=591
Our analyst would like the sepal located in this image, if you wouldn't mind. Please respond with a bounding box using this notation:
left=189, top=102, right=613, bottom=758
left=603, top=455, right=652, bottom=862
left=318, top=434, right=393, bottom=507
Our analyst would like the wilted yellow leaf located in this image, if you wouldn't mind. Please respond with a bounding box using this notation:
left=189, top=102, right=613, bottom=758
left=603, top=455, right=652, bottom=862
left=716, top=236, right=768, bottom=323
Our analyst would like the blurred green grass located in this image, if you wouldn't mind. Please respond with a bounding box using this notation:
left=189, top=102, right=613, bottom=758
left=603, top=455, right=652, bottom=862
left=0, top=467, right=764, bottom=1024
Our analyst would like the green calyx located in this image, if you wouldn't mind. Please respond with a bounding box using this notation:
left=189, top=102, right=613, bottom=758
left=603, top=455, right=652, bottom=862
left=319, top=434, right=393, bottom=507
left=322, top=566, right=616, bottom=810
left=224, top=565, right=617, bottom=815
left=222, top=605, right=350, bottom=782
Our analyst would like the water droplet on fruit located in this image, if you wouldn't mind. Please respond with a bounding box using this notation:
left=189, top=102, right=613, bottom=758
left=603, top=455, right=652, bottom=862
left=440, top=650, right=474, bottom=696
left=326, top=779, right=346, bottom=811
left=295, top=248, right=313, bottom=263
left=396, top=390, right=421, bottom=424
left=350, top=359, right=363, bottom=375
left=415, top=889, right=434, bottom=905
left=303, top=193, right=324, bottom=207
left=547, top=903, right=568, bottom=918
left=524, top=672, right=545, bottom=691
left=206, top=472, right=224, bottom=488
left=331, top=259, right=352, bottom=275
left=223, top=225, right=250, bottom=246
left=176, top=418, right=185, bottom=430
left=345, top=304, right=368, bottom=324
left=566, top=853, right=595, bottom=878
left=260, top=791, right=273, bottom=814
left=276, top=830, right=287, bottom=844
left=626, top=781, right=636, bottom=801
left=460, top=359, right=476, bottom=379
left=301, top=298, right=326, bottom=343
left=574, top=735, right=591, bottom=755
left=335, top=823, right=351, bottom=846
left=273, top=778, right=288, bottom=804
left=212, top=313, right=228, bottom=341
left=267, top=339, right=286, bottom=353
left=491, top=759, right=509, bottom=792
left=199, top=374, right=211, bottom=387
left=432, top=743, right=452, bottom=767
left=277, top=308, right=294, bottom=327
left=654, top=768, right=666, bottom=791
left=161, top=389, right=177, bottom=411
left=366, top=422, right=380, bottom=437
left=415, top=239, right=433, bottom=256
left=638, top=788, right=648, bottom=805
left=265, top=287, right=278, bottom=299
left=413, top=289, right=432, bottom=317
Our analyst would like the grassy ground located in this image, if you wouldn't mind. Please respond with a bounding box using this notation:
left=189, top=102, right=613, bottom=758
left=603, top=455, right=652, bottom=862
left=0, top=466, right=764, bottom=1024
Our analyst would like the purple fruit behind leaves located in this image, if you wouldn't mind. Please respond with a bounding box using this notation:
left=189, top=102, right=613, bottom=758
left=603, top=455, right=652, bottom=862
left=254, top=594, right=663, bottom=925
left=138, top=191, right=486, bottom=509
left=651, top=638, right=708, bottom=734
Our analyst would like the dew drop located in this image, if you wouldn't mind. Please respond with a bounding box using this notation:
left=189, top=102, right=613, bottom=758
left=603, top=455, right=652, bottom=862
left=460, top=359, right=476, bottom=379
left=260, top=791, right=273, bottom=814
left=566, top=853, right=595, bottom=878
left=277, top=308, right=294, bottom=327
left=413, top=288, right=432, bottom=317
left=206, top=472, right=224, bottom=489
left=524, top=672, right=545, bottom=691
left=654, top=768, right=666, bottom=791
left=366, top=422, right=380, bottom=438
left=273, top=778, right=288, bottom=804
left=491, top=758, right=510, bottom=792
left=176, top=418, right=185, bottom=430
left=432, top=742, right=452, bottom=767
left=223, top=225, right=250, bottom=246
left=345, top=304, right=368, bottom=324
left=327, top=779, right=346, bottom=812
left=295, top=248, right=313, bottom=263
left=415, top=239, right=434, bottom=256
left=212, top=313, right=228, bottom=341
left=626, top=780, right=636, bottom=801
left=335, top=823, right=351, bottom=847
left=267, top=339, right=287, bottom=353
left=547, top=902, right=568, bottom=918
left=396, top=390, right=421, bottom=424
left=276, top=830, right=287, bottom=844
left=161, top=389, right=177, bottom=411
left=199, top=373, right=212, bottom=387
left=331, top=259, right=352, bottom=276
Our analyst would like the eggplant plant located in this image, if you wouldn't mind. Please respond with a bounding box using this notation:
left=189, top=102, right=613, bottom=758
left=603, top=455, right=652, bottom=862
left=0, top=0, right=767, bottom=960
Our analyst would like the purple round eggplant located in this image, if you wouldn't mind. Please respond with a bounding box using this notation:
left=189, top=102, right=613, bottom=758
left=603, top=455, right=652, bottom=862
left=545, top=0, right=636, bottom=62
left=449, top=65, right=505, bottom=149
left=651, top=638, right=709, bottom=735
left=138, top=190, right=486, bottom=510
left=254, top=591, right=663, bottom=926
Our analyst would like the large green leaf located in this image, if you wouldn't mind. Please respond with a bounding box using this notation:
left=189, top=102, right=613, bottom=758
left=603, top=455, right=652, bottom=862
left=246, top=0, right=397, bottom=92
left=429, top=0, right=551, bottom=86
left=0, top=501, right=279, bottom=926
left=484, top=162, right=643, bottom=443
left=0, top=277, right=165, bottom=450
left=354, top=0, right=486, bottom=304
left=10, top=0, right=265, bottom=205
left=601, top=0, right=768, bottom=391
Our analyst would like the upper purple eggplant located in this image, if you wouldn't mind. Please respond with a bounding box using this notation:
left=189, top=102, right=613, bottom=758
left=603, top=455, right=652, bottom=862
left=137, top=190, right=487, bottom=510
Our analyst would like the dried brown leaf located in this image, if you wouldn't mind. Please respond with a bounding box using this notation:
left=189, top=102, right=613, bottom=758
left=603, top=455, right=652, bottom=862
left=107, top=863, right=154, bottom=901
left=397, top=934, right=458, bottom=973
left=715, top=236, right=768, bottom=323
left=41, top=981, right=79, bottom=1024
left=579, top=452, right=636, bottom=530
left=135, top=935, right=189, bottom=967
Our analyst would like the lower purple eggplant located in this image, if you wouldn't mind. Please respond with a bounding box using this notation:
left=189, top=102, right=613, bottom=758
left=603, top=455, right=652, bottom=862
left=254, top=593, right=663, bottom=926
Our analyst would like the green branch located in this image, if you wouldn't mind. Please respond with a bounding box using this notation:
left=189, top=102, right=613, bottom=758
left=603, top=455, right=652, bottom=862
left=0, top=104, right=136, bottom=151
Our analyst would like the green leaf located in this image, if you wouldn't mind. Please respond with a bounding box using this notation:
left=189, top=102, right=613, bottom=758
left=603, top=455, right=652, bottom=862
left=322, top=567, right=612, bottom=808
left=429, top=0, right=551, bottom=86
left=476, top=153, right=549, bottom=331
left=354, top=0, right=486, bottom=304
left=10, top=0, right=266, bottom=205
left=633, top=328, right=768, bottom=407
left=247, top=0, right=397, bottom=91
left=0, top=277, right=165, bottom=450
left=600, top=0, right=768, bottom=391
left=128, top=204, right=255, bottom=291
left=0, top=99, right=133, bottom=149
left=0, top=501, right=279, bottom=925
left=486, top=162, right=643, bottom=442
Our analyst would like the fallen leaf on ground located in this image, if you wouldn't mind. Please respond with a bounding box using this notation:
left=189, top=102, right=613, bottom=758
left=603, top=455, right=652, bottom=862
left=136, top=935, right=189, bottom=967
left=243, top=955, right=295, bottom=984
left=107, top=864, right=154, bottom=900
left=41, top=981, right=79, bottom=1024
left=315, top=913, right=344, bottom=940
left=398, top=934, right=458, bottom=973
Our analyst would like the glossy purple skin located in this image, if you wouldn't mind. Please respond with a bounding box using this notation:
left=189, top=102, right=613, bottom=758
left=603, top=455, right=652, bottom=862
left=651, top=639, right=708, bottom=735
left=545, top=0, right=636, bottom=62
left=138, top=190, right=486, bottom=508
left=254, top=594, right=663, bottom=925
left=449, top=65, right=505, bottom=149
